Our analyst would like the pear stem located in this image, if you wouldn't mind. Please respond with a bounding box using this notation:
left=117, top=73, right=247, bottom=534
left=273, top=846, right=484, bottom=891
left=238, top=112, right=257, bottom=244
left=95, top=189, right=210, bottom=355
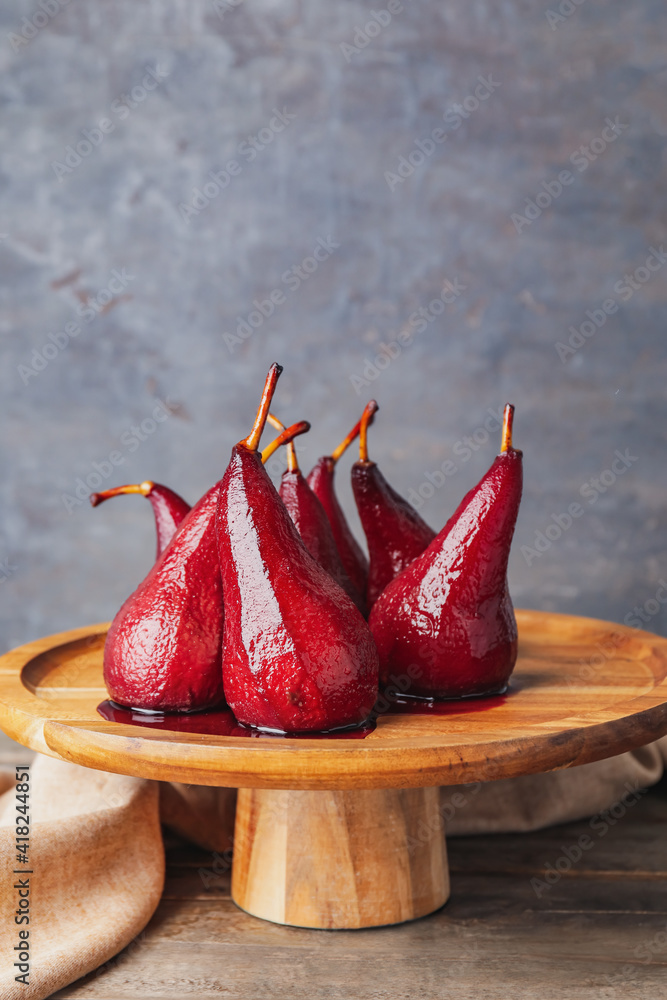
left=500, top=404, right=515, bottom=453
left=358, top=400, right=380, bottom=463
left=90, top=481, right=154, bottom=507
left=261, top=421, right=311, bottom=464
left=267, top=414, right=284, bottom=433
left=331, top=401, right=378, bottom=463
left=243, top=363, right=283, bottom=452
left=268, top=413, right=300, bottom=472
left=285, top=441, right=299, bottom=473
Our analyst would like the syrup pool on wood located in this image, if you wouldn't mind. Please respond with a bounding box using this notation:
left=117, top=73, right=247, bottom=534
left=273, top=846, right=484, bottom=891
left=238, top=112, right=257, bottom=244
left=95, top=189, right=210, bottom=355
left=98, top=685, right=514, bottom=737
left=379, top=688, right=510, bottom=715
left=97, top=700, right=377, bottom=739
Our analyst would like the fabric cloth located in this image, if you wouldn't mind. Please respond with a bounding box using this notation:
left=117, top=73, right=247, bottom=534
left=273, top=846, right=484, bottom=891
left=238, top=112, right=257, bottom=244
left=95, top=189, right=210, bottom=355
left=444, top=738, right=667, bottom=834
left=1, top=741, right=666, bottom=999
left=0, top=758, right=164, bottom=1000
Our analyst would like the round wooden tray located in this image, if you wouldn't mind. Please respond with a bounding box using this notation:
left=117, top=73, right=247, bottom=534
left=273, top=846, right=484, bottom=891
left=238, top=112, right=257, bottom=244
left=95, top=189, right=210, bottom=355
left=2, top=609, right=667, bottom=930
left=1, top=609, right=666, bottom=790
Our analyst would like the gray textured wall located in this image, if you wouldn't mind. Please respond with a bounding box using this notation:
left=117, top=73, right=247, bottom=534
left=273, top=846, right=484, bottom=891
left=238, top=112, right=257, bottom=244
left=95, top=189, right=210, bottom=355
left=1, top=0, right=666, bottom=658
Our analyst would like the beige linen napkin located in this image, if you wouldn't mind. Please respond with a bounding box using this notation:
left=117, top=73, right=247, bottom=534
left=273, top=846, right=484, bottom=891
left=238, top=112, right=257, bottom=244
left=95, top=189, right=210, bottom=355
left=1, top=742, right=666, bottom=999
left=443, top=737, right=667, bottom=834
left=0, top=757, right=164, bottom=1000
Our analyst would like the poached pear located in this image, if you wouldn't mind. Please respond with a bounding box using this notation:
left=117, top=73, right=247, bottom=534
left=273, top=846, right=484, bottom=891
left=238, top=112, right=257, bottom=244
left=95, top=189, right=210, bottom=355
left=103, top=480, right=224, bottom=713
left=369, top=405, right=523, bottom=699
left=351, top=401, right=436, bottom=609
left=90, top=481, right=190, bottom=559
left=307, top=408, right=375, bottom=614
left=218, top=365, right=379, bottom=732
left=266, top=413, right=362, bottom=609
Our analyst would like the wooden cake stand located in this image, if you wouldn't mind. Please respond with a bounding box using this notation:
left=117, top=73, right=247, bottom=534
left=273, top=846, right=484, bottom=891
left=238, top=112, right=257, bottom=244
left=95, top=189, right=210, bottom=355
left=1, top=610, right=667, bottom=930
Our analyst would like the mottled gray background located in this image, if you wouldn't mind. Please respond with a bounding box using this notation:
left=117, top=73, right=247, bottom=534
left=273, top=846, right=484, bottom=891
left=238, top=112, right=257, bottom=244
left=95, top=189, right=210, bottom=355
left=1, top=0, right=666, bottom=673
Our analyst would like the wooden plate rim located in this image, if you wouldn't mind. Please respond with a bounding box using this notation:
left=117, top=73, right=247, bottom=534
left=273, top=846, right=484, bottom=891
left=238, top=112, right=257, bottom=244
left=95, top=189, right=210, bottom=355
left=0, top=611, right=666, bottom=789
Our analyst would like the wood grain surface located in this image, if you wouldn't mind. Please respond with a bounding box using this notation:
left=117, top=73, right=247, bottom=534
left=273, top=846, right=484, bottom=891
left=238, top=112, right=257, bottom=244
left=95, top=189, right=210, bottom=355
left=1, top=610, right=667, bottom=789
left=50, top=777, right=667, bottom=999
left=232, top=787, right=449, bottom=928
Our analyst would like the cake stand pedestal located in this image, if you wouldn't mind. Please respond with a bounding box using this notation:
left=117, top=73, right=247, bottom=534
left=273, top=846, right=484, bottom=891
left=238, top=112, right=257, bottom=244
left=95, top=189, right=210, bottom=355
left=1, top=610, right=667, bottom=929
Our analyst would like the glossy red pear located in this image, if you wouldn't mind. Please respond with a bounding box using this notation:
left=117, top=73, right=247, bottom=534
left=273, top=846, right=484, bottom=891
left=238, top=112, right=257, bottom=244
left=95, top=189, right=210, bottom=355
left=103, top=481, right=224, bottom=713
left=218, top=367, right=379, bottom=733
left=351, top=401, right=436, bottom=609
left=306, top=408, right=374, bottom=614
left=267, top=414, right=361, bottom=609
left=91, top=481, right=191, bottom=559
left=369, top=405, right=523, bottom=699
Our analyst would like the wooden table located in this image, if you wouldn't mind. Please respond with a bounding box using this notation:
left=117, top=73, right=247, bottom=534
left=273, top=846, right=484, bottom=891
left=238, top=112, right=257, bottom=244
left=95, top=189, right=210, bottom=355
left=46, top=777, right=667, bottom=999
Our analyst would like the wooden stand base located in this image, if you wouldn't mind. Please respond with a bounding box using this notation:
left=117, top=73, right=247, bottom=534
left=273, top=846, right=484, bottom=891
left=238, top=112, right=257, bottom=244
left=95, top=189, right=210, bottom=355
left=231, top=787, right=450, bottom=929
